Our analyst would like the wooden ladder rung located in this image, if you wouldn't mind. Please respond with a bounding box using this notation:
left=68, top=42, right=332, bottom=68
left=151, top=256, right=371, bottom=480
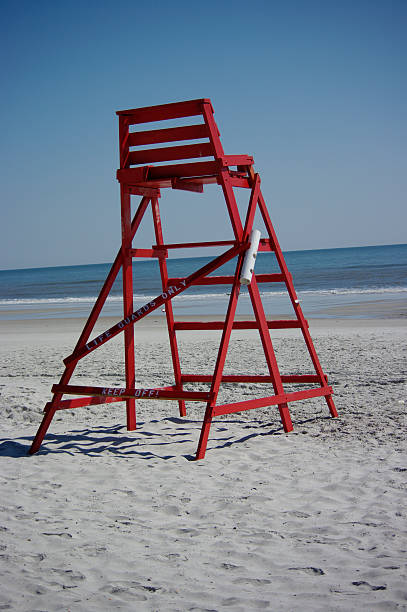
left=168, top=273, right=284, bottom=285
left=131, top=248, right=163, bottom=258
left=181, top=374, right=321, bottom=384
left=174, top=320, right=304, bottom=331
left=213, top=386, right=334, bottom=417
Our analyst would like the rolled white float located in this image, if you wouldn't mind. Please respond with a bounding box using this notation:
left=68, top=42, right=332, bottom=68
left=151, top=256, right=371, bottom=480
left=239, top=229, right=261, bottom=285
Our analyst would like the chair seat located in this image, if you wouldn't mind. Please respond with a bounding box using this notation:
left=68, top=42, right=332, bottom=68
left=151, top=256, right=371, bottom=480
left=117, top=156, right=254, bottom=189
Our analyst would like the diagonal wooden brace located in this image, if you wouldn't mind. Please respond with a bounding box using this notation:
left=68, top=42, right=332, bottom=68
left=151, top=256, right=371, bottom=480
left=63, top=244, right=245, bottom=367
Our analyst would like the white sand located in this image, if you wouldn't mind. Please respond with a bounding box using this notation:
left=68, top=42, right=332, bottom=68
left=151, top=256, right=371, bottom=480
left=0, top=315, right=406, bottom=611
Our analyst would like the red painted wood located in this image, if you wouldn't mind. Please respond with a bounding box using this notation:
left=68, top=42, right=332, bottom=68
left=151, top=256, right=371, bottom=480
left=130, top=248, right=163, bottom=258
left=248, top=276, right=293, bottom=433
left=155, top=239, right=236, bottom=250
left=148, top=160, right=220, bottom=180
left=120, top=184, right=136, bottom=430
left=119, top=116, right=130, bottom=168
left=116, top=98, right=211, bottom=123
left=201, top=101, right=225, bottom=158
left=217, top=167, right=244, bottom=239
left=52, top=384, right=212, bottom=402
left=28, top=405, right=58, bottom=454
left=195, top=259, right=244, bottom=460
left=230, top=177, right=251, bottom=188
left=127, top=186, right=160, bottom=197
left=128, top=124, right=209, bottom=147
left=127, top=176, right=220, bottom=189
left=258, top=239, right=274, bottom=251
left=128, top=142, right=214, bottom=166
left=153, top=238, right=271, bottom=251
left=221, top=155, right=254, bottom=167
left=168, top=273, right=284, bottom=285
left=51, top=395, right=128, bottom=410
left=213, top=386, right=333, bottom=416
left=151, top=197, right=186, bottom=417
left=173, top=320, right=302, bottom=330
left=171, top=178, right=204, bottom=193
left=181, top=374, right=321, bottom=383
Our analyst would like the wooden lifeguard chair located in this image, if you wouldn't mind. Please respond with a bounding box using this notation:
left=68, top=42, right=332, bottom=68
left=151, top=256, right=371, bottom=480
left=29, top=98, right=338, bottom=460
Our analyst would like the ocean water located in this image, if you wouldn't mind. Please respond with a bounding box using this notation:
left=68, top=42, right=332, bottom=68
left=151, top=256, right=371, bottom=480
left=0, top=244, right=406, bottom=320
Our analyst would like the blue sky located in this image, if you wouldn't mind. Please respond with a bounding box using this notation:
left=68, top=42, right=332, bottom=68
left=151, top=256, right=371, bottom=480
left=1, top=0, right=406, bottom=269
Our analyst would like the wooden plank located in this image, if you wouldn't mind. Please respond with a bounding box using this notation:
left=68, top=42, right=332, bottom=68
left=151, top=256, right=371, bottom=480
left=213, top=386, right=333, bottom=416
left=168, top=273, right=285, bottom=285
left=128, top=124, right=209, bottom=146
left=51, top=396, right=128, bottom=411
left=116, top=99, right=210, bottom=124
left=181, top=374, right=321, bottom=384
left=173, top=320, right=302, bottom=330
left=148, top=160, right=220, bottom=180
left=126, top=185, right=160, bottom=197
left=151, top=196, right=186, bottom=418
left=130, top=248, right=163, bottom=258
left=131, top=175, right=219, bottom=189
left=155, top=239, right=236, bottom=250
left=230, top=177, right=251, bottom=188
left=120, top=185, right=136, bottom=430
left=171, top=178, right=204, bottom=193
left=52, top=384, right=213, bottom=402
left=117, top=167, right=150, bottom=183
left=128, top=142, right=214, bottom=166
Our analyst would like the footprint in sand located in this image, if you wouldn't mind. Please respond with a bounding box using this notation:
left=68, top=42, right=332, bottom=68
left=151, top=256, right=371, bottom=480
left=352, top=580, right=387, bottom=591
left=288, top=566, right=325, bottom=575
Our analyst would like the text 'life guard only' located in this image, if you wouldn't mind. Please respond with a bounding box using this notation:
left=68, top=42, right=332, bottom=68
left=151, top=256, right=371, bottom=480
left=29, top=98, right=338, bottom=460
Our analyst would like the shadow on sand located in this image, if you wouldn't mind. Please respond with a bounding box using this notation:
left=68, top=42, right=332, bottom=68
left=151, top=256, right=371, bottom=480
left=0, top=415, right=332, bottom=461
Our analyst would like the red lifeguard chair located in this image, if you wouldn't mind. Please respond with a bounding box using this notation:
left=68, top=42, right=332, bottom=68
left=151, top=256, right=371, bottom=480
left=29, top=98, right=338, bottom=459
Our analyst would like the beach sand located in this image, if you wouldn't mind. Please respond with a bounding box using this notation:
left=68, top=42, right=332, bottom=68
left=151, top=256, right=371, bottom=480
left=0, top=312, right=406, bottom=611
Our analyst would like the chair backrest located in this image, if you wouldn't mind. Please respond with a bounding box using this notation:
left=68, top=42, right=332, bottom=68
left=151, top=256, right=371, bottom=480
left=116, top=99, right=224, bottom=173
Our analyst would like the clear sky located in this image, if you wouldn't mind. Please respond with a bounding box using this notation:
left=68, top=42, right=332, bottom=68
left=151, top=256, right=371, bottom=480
left=1, top=0, right=406, bottom=270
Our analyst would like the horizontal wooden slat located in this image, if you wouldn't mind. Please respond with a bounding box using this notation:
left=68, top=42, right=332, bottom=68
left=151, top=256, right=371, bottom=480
left=213, top=386, right=333, bottom=416
left=230, top=177, right=251, bottom=188
left=171, top=178, right=204, bottom=193
left=173, top=320, right=303, bottom=331
left=155, top=237, right=271, bottom=251
left=116, top=99, right=210, bottom=124
left=117, top=167, right=150, bottom=183
left=134, top=176, right=219, bottom=189
left=128, top=124, right=209, bottom=147
left=130, top=248, right=164, bottom=258
left=154, top=240, right=236, bottom=250
left=49, top=396, right=127, bottom=411
left=168, top=273, right=285, bottom=285
left=181, top=374, right=321, bottom=384
left=128, top=142, right=214, bottom=166
left=52, top=384, right=213, bottom=402
left=126, top=185, right=161, bottom=197
left=148, top=160, right=220, bottom=180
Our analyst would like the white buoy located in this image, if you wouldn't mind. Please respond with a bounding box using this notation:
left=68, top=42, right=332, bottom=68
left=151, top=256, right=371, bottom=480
left=240, top=229, right=261, bottom=285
